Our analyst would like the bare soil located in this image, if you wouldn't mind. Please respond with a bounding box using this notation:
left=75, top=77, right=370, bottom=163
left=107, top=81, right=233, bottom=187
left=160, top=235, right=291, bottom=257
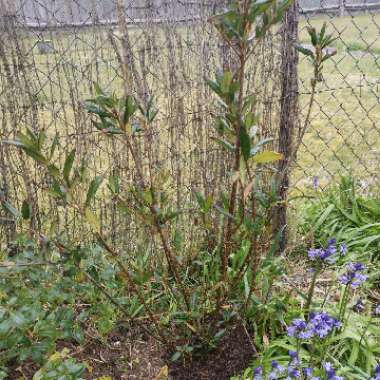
left=7, top=324, right=255, bottom=379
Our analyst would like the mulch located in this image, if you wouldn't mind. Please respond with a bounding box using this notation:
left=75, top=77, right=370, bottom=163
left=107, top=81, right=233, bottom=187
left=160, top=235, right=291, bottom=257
left=7, top=324, right=255, bottom=379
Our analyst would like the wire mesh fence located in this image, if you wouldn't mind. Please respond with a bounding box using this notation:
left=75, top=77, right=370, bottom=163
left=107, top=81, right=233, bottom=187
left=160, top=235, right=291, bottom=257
left=1, top=0, right=380, bottom=245
left=296, top=6, right=380, bottom=192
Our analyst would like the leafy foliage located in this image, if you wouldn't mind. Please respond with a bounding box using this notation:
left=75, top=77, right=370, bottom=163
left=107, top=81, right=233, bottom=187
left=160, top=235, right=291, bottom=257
left=0, top=237, right=124, bottom=377
left=299, top=176, right=380, bottom=261
left=32, top=349, right=85, bottom=380
left=2, top=2, right=375, bottom=380
left=233, top=238, right=380, bottom=380
left=3, top=0, right=295, bottom=362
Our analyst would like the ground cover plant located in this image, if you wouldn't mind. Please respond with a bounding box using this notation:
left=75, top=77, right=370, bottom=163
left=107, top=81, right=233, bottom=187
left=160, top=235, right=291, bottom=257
left=299, top=176, right=380, bottom=261
left=232, top=237, right=380, bottom=379
left=0, top=1, right=380, bottom=380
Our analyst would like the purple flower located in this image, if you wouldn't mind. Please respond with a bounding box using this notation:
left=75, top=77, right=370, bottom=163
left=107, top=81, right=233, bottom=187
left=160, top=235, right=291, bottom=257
left=288, top=350, right=300, bottom=367
left=308, top=312, right=341, bottom=338
left=269, top=360, right=285, bottom=379
left=304, top=367, right=321, bottom=380
left=304, top=367, right=313, bottom=377
left=308, top=248, right=325, bottom=260
left=339, top=262, right=367, bottom=288
left=327, top=238, right=336, bottom=246
left=347, top=262, right=365, bottom=271
left=254, top=366, right=263, bottom=380
left=287, top=319, right=309, bottom=338
left=370, top=364, right=380, bottom=380
left=373, top=365, right=380, bottom=380
left=287, top=313, right=340, bottom=340
left=353, top=299, right=365, bottom=313
left=307, top=239, right=344, bottom=264
left=313, top=176, right=318, bottom=190
left=375, top=304, right=380, bottom=316
left=340, top=243, right=347, bottom=255
left=287, top=366, right=300, bottom=378
left=289, top=350, right=298, bottom=360
left=323, top=362, right=344, bottom=380
left=271, top=360, right=285, bottom=373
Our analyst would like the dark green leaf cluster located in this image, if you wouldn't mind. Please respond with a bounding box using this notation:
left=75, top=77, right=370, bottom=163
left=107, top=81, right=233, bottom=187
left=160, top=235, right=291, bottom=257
left=0, top=239, right=126, bottom=377
left=296, top=22, right=337, bottom=83
left=85, top=84, right=157, bottom=135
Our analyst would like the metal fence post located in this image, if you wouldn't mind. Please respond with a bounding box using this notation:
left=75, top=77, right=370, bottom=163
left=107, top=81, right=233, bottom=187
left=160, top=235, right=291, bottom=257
left=339, top=0, right=346, bottom=16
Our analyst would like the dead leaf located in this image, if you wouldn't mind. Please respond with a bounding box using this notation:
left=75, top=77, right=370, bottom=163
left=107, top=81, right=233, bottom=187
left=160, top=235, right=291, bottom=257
left=243, top=181, right=254, bottom=202
left=152, top=365, right=168, bottom=380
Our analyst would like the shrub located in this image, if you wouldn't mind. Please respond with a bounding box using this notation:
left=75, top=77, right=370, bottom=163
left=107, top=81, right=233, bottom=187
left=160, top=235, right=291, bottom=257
left=2, top=0, right=338, bottom=372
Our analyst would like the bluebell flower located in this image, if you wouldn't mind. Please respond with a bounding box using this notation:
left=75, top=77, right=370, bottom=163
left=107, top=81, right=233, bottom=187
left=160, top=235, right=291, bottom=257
left=287, top=313, right=340, bottom=340
left=271, top=360, right=285, bottom=373
left=375, top=304, right=380, bottom=316
left=303, top=367, right=321, bottom=380
left=371, top=364, right=380, bottom=380
left=323, top=362, right=344, bottom=380
left=288, top=350, right=300, bottom=367
left=307, top=239, right=344, bottom=264
left=308, top=312, right=341, bottom=338
left=253, top=366, right=263, bottom=380
left=287, top=319, right=309, bottom=339
left=308, top=248, right=325, bottom=260
left=287, top=365, right=300, bottom=378
left=313, top=176, right=318, bottom=190
left=289, top=350, right=298, bottom=361
left=304, top=367, right=313, bottom=377
left=339, top=262, right=367, bottom=288
left=352, top=298, right=365, bottom=313
left=347, top=262, right=365, bottom=271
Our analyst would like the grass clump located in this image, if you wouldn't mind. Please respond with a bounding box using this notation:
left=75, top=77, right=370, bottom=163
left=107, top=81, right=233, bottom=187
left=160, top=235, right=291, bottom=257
left=299, top=176, right=380, bottom=261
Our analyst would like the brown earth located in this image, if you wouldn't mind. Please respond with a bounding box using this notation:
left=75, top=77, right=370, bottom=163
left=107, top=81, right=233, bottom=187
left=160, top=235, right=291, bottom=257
left=7, top=324, right=255, bottom=380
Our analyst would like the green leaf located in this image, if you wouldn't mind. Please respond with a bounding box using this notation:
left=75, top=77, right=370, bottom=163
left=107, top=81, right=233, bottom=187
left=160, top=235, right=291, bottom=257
left=171, top=351, right=182, bottom=362
left=123, top=95, right=137, bottom=126
left=239, top=127, right=251, bottom=161
left=108, top=175, right=120, bottom=194
left=1, top=199, right=20, bottom=219
left=21, top=200, right=31, bottom=220
left=314, top=203, right=335, bottom=230
left=85, top=176, right=103, bottom=207
left=49, top=134, right=59, bottom=159
left=307, top=26, right=318, bottom=46
left=212, top=137, right=235, bottom=152
left=221, top=71, right=233, bottom=94
left=94, top=82, right=104, bottom=96
left=47, top=164, right=60, bottom=179
left=252, top=151, right=283, bottom=164
left=23, top=148, right=48, bottom=164
left=63, top=149, right=76, bottom=185
left=250, top=137, right=274, bottom=156
left=84, top=208, right=100, bottom=232
left=295, top=44, right=314, bottom=58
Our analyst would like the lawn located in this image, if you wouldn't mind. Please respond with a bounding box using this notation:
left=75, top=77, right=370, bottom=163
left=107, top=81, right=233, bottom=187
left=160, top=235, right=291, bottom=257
left=295, top=13, right=380, bottom=191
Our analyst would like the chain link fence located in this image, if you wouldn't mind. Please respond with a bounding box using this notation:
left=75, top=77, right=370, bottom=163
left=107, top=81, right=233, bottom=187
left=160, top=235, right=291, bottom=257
left=295, top=3, right=380, bottom=192
left=0, top=0, right=379, bottom=245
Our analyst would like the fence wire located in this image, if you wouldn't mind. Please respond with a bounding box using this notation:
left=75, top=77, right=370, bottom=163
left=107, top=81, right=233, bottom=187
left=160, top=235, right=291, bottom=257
left=0, top=0, right=379, bottom=245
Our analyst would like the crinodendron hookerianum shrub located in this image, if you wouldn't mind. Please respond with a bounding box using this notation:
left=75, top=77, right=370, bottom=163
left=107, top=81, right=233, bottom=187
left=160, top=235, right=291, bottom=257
left=4, top=0, right=334, bottom=360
